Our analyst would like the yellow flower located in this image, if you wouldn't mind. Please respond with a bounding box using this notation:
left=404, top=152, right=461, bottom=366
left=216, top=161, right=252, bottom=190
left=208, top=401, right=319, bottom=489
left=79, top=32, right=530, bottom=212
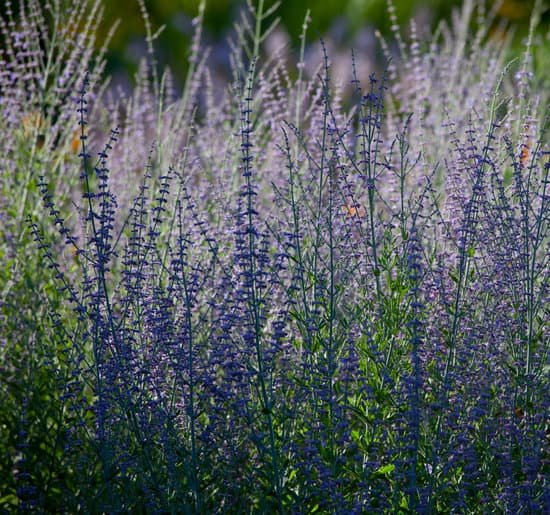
left=70, top=130, right=81, bottom=154
left=520, top=123, right=532, bottom=168
left=21, top=111, right=45, bottom=136
left=342, top=197, right=366, bottom=219
left=21, top=111, right=46, bottom=149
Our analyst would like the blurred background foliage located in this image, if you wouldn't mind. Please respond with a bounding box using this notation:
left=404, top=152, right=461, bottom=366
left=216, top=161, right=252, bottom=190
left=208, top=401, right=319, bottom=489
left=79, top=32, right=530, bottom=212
left=90, top=0, right=548, bottom=88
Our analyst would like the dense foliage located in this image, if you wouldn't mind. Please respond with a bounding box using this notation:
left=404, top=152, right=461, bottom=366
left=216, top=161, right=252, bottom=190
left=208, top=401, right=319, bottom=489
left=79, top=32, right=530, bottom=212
left=1, top=0, right=548, bottom=512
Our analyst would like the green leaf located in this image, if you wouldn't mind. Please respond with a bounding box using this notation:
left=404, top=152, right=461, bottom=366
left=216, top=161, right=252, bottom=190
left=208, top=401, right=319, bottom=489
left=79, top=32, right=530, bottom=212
left=375, top=463, right=395, bottom=476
